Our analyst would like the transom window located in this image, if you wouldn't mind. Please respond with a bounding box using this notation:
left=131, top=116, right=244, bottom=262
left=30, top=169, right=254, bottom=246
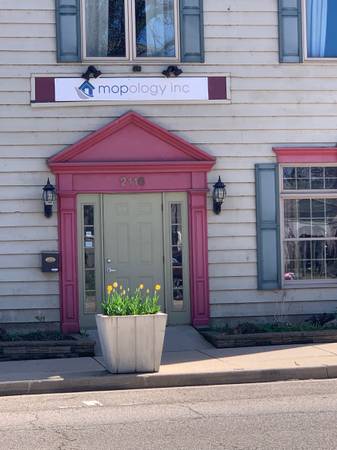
left=305, top=0, right=337, bottom=58
left=283, top=166, right=337, bottom=190
left=84, top=0, right=178, bottom=60
left=281, top=166, right=337, bottom=282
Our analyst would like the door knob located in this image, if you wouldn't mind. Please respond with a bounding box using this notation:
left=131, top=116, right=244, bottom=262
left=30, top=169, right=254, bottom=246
left=106, top=268, right=117, bottom=273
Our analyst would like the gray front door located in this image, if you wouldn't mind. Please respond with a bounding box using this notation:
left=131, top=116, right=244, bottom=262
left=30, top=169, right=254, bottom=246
left=78, top=193, right=190, bottom=328
left=103, top=193, right=165, bottom=310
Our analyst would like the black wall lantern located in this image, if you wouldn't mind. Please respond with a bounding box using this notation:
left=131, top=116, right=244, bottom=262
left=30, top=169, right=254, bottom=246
left=81, top=65, right=102, bottom=80
left=42, top=178, right=56, bottom=218
left=162, top=65, right=183, bottom=78
left=212, top=176, right=226, bottom=215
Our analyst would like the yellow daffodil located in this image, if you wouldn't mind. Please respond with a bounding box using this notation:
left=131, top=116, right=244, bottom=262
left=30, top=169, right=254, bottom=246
left=154, top=284, right=161, bottom=291
left=139, top=283, right=144, bottom=290
left=107, top=285, right=113, bottom=294
left=112, top=281, right=118, bottom=289
left=146, top=288, right=150, bottom=294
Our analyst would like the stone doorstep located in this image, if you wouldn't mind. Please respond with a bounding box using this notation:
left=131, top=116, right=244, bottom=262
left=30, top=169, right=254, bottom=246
left=200, top=330, right=337, bottom=348
left=0, top=337, right=95, bottom=361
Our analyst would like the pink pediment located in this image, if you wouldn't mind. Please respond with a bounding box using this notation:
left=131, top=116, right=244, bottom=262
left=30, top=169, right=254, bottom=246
left=49, top=112, right=215, bottom=170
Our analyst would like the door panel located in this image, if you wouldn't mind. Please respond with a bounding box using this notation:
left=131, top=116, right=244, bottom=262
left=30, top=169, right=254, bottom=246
left=103, top=193, right=165, bottom=311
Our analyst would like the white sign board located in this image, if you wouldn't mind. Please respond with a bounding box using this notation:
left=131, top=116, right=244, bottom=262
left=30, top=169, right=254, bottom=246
left=54, top=77, right=209, bottom=102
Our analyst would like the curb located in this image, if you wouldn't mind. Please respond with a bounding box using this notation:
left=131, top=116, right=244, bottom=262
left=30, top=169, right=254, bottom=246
left=1, top=365, right=337, bottom=396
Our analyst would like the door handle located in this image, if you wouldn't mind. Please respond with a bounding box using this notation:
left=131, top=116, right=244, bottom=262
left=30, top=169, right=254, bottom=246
left=106, top=268, right=117, bottom=273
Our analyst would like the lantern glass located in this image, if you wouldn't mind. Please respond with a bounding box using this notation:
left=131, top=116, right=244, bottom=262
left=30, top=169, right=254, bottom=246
left=215, top=187, right=225, bottom=202
left=42, top=179, right=55, bottom=206
left=45, top=190, right=54, bottom=203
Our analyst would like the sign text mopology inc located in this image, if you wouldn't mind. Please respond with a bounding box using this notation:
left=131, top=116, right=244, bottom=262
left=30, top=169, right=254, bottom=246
left=55, top=77, right=210, bottom=102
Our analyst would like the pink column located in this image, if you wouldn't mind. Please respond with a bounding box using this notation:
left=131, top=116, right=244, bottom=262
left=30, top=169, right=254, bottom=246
left=58, top=193, right=80, bottom=333
left=189, top=191, right=210, bottom=326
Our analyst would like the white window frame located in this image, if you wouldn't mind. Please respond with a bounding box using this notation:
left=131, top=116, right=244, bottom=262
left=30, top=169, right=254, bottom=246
left=301, top=0, right=337, bottom=61
left=81, top=0, right=180, bottom=62
left=280, top=163, right=337, bottom=288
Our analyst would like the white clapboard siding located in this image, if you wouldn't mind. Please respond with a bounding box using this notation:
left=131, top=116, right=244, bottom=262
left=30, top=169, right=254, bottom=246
left=208, top=0, right=277, bottom=12
left=0, top=268, right=58, bottom=282
left=209, top=263, right=257, bottom=277
left=0, top=227, right=57, bottom=241
left=0, top=24, right=55, bottom=38
left=0, top=296, right=59, bottom=310
left=0, top=200, right=49, bottom=213
left=0, top=173, right=52, bottom=185
left=209, top=250, right=257, bottom=264
left=0, top=281, right=58, bottom=295
left=0, top=254, right=42, bottom=268
left=0, top=10, right=55, bottom=23
left=210, top=301, right=337, bottom=318
left=0, top=213, right=57, bottom=227
left=0, top=310, right=59, bottom=323
left=1, top=241, right=58, bottom=254
left=2, top=0, right=337, bottom=326
left=10, top=115, right=337, bottom=132
left=210, top=288, right=337, bottom=304
left=0, top=38, right=56, bottom=51
left=0, top=0, right=54, bottom=9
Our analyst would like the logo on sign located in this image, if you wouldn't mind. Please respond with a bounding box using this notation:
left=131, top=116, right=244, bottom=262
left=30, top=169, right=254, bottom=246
left=76, top=80, right=95, bottom=99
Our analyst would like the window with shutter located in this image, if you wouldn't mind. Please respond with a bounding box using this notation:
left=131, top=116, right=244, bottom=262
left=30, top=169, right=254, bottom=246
left=56, top=0, right=204, bottom=63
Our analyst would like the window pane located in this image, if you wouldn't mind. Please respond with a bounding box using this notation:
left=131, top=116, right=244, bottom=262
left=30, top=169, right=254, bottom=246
left=326, top=167, right=337, bottom=177
left=170, top=203, right=184, bottom=312
left=283, top=195, right=337, bottom=281
left=296, top=167, right=308, bottom=178
left=82, top=205, right=98, bottom=314
left=306, top=0, right=337, bottom=57
left=135, top=0, right=176, bottom=57
left=86, top=0, right=126, bottom=57
left=284, top=199, right=298, bottom=238
left=283, top=167, right=296, bottom=178
left=283, top=166, right=337, bottom=191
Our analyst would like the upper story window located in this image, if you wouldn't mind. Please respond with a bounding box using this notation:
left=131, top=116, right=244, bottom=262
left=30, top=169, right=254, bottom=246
left=55, top=0, right=203, bottom=64
left=305, top=0, right=337, bottom=58
left=84, top=0, right=178, bottom=60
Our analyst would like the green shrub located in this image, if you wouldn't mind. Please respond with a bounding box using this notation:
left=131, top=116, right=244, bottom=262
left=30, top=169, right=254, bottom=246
left=101, top=282, right=161, bottom=316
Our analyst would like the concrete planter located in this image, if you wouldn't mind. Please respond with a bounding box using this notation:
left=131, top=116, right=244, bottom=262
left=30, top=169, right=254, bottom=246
left=96, top=313, right=167, bottom=373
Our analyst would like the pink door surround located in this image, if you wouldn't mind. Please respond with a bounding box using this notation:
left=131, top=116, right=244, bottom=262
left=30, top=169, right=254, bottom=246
left=48, top=111, right=215, bottom=333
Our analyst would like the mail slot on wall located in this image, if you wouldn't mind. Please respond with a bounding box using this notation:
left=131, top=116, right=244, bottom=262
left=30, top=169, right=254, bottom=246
left=41, top=252, right=59, bottom=272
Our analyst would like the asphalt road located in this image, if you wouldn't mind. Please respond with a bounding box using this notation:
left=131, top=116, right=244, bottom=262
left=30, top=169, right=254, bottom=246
left=2, top=379, right=337, bottom=449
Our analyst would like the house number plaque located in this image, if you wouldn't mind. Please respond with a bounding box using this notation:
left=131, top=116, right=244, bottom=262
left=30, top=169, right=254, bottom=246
left=120, top=176, right=145, bottom=187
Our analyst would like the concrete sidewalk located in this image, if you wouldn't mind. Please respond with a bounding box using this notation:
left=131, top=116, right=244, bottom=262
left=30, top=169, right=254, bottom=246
left=2, top=326, right=337, bottom=396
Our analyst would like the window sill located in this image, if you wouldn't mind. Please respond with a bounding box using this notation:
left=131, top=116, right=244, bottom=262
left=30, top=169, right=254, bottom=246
left=283, top=281, right=337, bottom=289
left=303, top=57, right=337, bottom=63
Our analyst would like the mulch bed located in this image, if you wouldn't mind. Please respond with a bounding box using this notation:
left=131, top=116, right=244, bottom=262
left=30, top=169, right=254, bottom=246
left=199, top=329, right=337, bottom=349
left=0, top=334, right=95, bottom=361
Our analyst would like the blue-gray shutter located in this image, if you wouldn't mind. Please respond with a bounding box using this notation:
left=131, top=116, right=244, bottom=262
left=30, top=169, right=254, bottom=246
left=180, top=0, right=204, bottom=62
left=255, top=164, right=281, bottom=290
left=55, top=0, right=81, bottom=62
left=278, top=0, right=302, bottom=63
